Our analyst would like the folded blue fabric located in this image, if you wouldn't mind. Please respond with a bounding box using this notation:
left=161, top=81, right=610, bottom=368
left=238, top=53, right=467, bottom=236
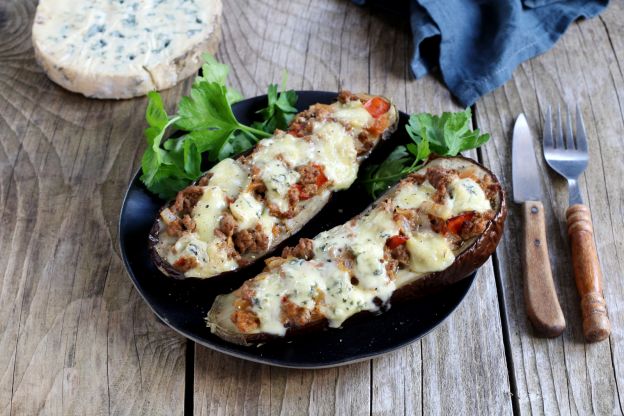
left=357, top=0, right=609, bottom=106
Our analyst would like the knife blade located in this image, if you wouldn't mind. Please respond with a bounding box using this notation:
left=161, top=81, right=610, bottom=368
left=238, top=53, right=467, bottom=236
left=512, top=113, right=565, bottom=337
left=512, top=114, right=543, bottom=203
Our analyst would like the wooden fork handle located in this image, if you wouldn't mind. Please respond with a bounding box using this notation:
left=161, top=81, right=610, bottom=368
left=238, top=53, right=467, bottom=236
left=522, top=201, right=566, bottom=337
left=566, top=204, right=611, bottom=342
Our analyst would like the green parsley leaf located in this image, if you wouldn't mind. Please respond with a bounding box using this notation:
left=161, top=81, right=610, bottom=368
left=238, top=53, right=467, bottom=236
left=253, top=75, right=299, bottom=134
left=139, top=55, right=296, bottom=199
left=362, top=146, right=414, bottom=198
left=195, top=54, right=242, bottom=104
left=362, top=108, right=490, bottom=198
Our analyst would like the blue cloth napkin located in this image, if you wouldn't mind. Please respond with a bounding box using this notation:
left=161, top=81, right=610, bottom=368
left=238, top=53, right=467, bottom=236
left=356, top=0, right=609, bottom=106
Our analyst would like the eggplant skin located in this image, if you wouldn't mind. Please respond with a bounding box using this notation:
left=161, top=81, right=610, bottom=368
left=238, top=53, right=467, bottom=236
left=148, top=93, right=399, bottom=280
left=206, top=155, right=507, bottom=346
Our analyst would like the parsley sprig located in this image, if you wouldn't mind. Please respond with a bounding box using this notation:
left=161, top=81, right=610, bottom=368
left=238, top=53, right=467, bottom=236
left=362, top=108, right=490, bottom=198
left=140, top=55, right=298, bottom=199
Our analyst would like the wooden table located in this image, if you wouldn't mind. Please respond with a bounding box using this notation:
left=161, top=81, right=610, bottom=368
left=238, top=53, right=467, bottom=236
left=1, top=0, right=623, bottom=414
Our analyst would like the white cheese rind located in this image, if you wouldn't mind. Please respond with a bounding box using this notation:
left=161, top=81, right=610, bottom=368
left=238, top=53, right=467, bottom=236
left=32, top=0, right=222, bottom=99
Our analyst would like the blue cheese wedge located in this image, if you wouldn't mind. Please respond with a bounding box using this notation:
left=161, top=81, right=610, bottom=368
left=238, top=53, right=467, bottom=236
left=32, top=0, right=222, bottom=98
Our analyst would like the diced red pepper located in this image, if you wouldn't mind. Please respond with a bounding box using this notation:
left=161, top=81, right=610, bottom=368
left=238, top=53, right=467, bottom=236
left=288, top=124, right=305, bottom=137
left=386, top=235, right=409, bottom=250
left=364, top=97, right=391, bottom=118
left=314, top=165, right=328, bottom=187
left=293, top=183, right=310, bottom=200
left=446, top=212, right=475, bottom=235
left=292, top=164, right=329, bottom=201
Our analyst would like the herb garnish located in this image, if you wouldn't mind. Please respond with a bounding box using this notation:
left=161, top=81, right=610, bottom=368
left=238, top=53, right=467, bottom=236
left=361, top=108, right=490, bottom=198
left=140, top=55, right=298, bottom=199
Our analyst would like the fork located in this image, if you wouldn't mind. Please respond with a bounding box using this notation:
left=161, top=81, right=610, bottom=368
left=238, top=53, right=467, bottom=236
left=543, top=105, right=611, bottom=342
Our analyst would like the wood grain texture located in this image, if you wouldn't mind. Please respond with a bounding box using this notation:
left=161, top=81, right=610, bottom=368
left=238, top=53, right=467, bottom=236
left=521, top=201, right=565, bottom=337
left=0, top=0, right=187, bottom=414
left=566, top=204, right=611, bottom=342
left=475, top=2, right=624, bottom=413
left=194, top=1, right=512, bottom=415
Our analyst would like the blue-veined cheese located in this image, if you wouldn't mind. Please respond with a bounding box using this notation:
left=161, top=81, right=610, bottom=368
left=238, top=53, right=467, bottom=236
left=260, top=160, right=300, bottom=212
left=32, top=0, right=222, bottom=98
left=230, top=192, right=263, bottom=230
left=448, top=178, right=491, bottom=215
left=252, top=133, right=312, bottom=168
left=394, top=181, right=436, bottom=209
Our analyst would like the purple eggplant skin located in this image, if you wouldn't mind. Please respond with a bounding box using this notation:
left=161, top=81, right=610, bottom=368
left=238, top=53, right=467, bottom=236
left=206, top=155, right=507, bottom=346
left=148, top=93, right=399, bottom=280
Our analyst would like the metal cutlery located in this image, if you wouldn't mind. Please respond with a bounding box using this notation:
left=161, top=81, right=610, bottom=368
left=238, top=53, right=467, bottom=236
left=512, top=114, right=565, bottom=337
left=543, top=105, right=611, bottom=342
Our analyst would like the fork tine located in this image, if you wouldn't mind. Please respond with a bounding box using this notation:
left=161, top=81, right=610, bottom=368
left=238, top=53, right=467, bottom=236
left=543, top=106, right=553, bottom=149
left=565, top=105, right=575, bottom=149
left=555, top=105, right=564, bottom=149
left=576, top=104, right=588, bottom=152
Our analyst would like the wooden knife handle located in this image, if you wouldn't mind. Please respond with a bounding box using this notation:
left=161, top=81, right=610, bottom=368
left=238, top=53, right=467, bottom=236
left=566, top=204, right=611, bottom=342
left=522, top=201, right=565, bottom=337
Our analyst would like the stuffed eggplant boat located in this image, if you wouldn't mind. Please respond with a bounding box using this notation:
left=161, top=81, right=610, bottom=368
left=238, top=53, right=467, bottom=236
left=150, top=91, right=399, bottom=279
left=206, top=156, right=506, bottom=345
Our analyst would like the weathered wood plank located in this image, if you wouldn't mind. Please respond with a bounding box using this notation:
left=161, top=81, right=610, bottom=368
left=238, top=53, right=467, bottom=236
left=194, top=2, right=371, bottom=415
left=475, top=2, right=624, bottom=413
left=0, top=0, right=187, bottom=414
left=195, top=1, right=512, bottom=415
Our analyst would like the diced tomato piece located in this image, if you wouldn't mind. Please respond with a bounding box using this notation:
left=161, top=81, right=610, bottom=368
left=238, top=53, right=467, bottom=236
left=313, top=164, right=328, bottom=187
left=293, top=183, right=310, bottom=200
left=364, top=97, right=391, bottom=118
left=386, top=235, right=408, bottom=249
left=446, top=212, right=475, bottom=235
left=367, top=113, right=390, bottom=136
left=288, top=123, right=305, bottom=137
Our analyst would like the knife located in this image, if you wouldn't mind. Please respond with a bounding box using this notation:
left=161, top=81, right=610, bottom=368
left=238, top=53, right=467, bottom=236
left=512, top=114, right=565, bottom=337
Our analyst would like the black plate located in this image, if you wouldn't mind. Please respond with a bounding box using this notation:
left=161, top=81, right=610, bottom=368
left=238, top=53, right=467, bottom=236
left=119, top=91, right=476, bottom=368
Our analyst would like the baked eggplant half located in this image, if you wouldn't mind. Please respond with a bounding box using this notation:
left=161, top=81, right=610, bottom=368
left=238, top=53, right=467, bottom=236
left=150, top=91, right=399, bottom=279
left=206, top=156, right=507, bottom=345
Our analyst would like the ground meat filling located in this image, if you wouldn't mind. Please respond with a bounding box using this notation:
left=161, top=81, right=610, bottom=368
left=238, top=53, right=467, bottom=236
left=233, top=223, right=270, bottom=255
left=217, top=213, right=237, bottom=238
left=282, top=238, right=315, bottom=260
left=354, top=131, right=376, bottom=156
left=162, top=185, right=205, bottom=237
left=459, top=211, right=495, bottom=240
left=425, top=167, right=457, bottom=203
left=338, top=90, right=359, bottom=104
left=288, top=104, right=332, bottom=137
left=232, top=296, right=260, bottom=333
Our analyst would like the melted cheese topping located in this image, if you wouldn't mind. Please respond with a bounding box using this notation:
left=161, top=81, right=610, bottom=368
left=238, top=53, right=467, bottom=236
left=448, top=178, right=492, bottom=215
left=332, top=100, right=374, bottom=129
left=230, top=192, right=263, bottom=230
left=405, top=232, right=455, bottom=273
left=237, top=167, right=494, bottom=335
left=312, top=122, right=358, bottom=189
left=207, top=159, right=250, bottom=198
